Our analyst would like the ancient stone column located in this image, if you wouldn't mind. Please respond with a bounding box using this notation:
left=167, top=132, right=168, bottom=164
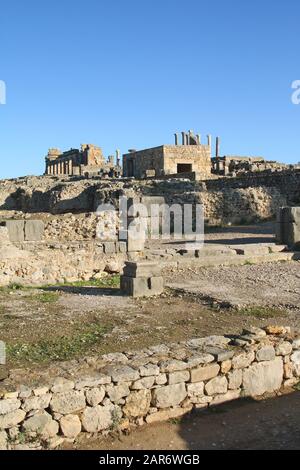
left=196, top=134, right=201, bottom=145
left=174, top=133, right=179, bottom=146
left=207, top=135, right=212, bottom=147
left=216, top=137, right=220, bottom=158
left=116, top=149, right=121, bottom=166
left=69, top=159, right=73, bottom=175
left=181, top=132, right=186, bottom=145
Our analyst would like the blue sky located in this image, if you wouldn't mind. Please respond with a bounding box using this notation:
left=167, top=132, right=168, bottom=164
left=1, top=0, right=300, bottom=179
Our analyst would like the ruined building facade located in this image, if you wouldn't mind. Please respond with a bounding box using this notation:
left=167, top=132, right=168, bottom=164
left=123, top=131, right=212, bottom=180
left=45, top=144, right=121, bottom=177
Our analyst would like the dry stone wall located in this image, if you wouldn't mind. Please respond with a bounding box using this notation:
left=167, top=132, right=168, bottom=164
left=0, top=325, right=299, bottom=449
left=0, top=171, right=300, bottom=226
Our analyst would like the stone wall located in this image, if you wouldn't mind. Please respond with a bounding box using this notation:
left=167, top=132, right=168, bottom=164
left=0, top=171, right=300, bottom=224
left=123, top=145, right=211, bottom=179
left=0, top=325, right=299, bottom=450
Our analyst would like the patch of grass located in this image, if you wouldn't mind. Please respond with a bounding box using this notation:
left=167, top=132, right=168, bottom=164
left=39, top=274, right=120, bottom=290
left=244, top=260, right=255, bottom=266
left=238, top=307, right=285, bottom=318
left=0, top=283, right=29, bottom=292
left=0, top=275, right=121, bottom=293
left=31, top=292, right=60, bottom=303
left=6, top=322, right=110, bottom=364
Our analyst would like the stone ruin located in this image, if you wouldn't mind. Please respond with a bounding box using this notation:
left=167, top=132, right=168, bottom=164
left=45, top=145, right=122, bottom=178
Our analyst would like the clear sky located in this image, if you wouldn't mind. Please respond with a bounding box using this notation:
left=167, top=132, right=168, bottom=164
left=1, top=0, right=300, bottom=179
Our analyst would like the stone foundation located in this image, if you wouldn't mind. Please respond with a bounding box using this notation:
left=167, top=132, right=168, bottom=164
left=0, top=326, right=299, bottom=450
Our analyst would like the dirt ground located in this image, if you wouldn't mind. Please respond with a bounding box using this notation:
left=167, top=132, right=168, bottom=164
left=1, top=259, right=300, bottom=368
left=71, top=390, right=300, bottom=450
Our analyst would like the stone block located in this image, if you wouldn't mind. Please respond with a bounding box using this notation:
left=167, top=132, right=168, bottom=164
left=24, top=220, right=44, bottom=241
left=227, top=369, right=243, bottom=390
left=123, top=261, right=161, bottom=278
left=256, top=346, right=276, bottom=362
left=124, top=390, right=151, bottom=417
left=205, top=376, right=228, bottom=396
left=127, top=233, right=145, bottom=252
left=103, top=242, right=116, bottom=254
left=168, top=370, right=190, bottom=385
left=6, top=220, right=25, bottom=242
left=243, top=357, right=283, bottom=396
left=120, top=275, right=164, bottom=298
left=152, top=383, right=187, bottom=409
left=190, top=364, right=220, bottom=383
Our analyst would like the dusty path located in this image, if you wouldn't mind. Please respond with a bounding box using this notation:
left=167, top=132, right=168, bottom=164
left=72, top=391, right=300, bottom=451
left=166, top=261, right=300, bottom=310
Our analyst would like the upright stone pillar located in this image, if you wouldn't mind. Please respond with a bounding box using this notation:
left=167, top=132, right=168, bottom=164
left=121, top=261, right=164, bottom=298
left=174, top=133, right=179, bottom=146
left=207, top=135, right=212, bottom=147
left=181, top=132, right=186, bottom=146
left=216, top=136, right=220, bottom=158
left=196, top=134, right=201, bottom=145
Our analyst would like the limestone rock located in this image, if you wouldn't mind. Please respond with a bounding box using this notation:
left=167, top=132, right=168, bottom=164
left=205, top=376, right=228, bottom=396
left=187, top=382, right=204, bottom=398
left=75, top=374, right=111, bottom=389
left=0, top=398, right=21, bottom=415
left=256, top=346, right=276, bottom=362
left=81, top=405, right=113, bottom=433
left=291, top=351, right=300, bottom=365
left=159, top=360, right=188, bottom=373
left=227, top=369, right=243, bottom=390
left=50, top=391, right=86, bottom=415
left=265, top=325, right=287, bottom=335
left=106, top=383, right=130, bottom=403
left=242, top=326, right=267, bottom=338
left=221, top=360, right=232, bottom=374
left=51, top=377, right=75, bottom=393
left=22, top=394, right=52, bottom=412
left=139, top=364, right=160, bottom=377
left=60, top=414, right=81, bottom=438
left=211, top=389, right=240, bottom=406
left=105, top=365, right=139, bottom=383
left=190, top=364, right=220, bottom=382
left=232, top=351, right=255, bottom=369
left=152, top=383, right=187, bottom=409
left=124, top=390, right=151, bottom=417
left=23, top=411, right=59, bottom=439
left=85, top=387, right=105, bottom=407
left=0, top=430, right=7, bottom=450
left=243, top=357, right=283, bottom=396
left=0, top=409, right=26, bottom=429
left=132, top=376, right=155, bottom=390
left=155, top=374, right=167, bottom=385
left=185, top=354, right=215, bottom=367
left=168, top=370, right=190, bottom=385
left=275, top=341, right=293, bottom=356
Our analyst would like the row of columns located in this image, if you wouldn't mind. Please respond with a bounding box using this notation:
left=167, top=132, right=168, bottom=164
left=46, top=159, right=73, bottom=175
left=173, top=132, right=220, bottom=156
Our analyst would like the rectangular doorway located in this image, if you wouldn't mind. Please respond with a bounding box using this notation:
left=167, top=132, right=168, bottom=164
left=177, top=163, right=192, bottom=173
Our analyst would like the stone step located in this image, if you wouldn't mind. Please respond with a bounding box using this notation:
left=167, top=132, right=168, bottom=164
left=174, top=251, right=300, bottom=269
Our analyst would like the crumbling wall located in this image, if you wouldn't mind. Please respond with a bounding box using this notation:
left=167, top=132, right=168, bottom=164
left=0, top=326, right=299, bottom=450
